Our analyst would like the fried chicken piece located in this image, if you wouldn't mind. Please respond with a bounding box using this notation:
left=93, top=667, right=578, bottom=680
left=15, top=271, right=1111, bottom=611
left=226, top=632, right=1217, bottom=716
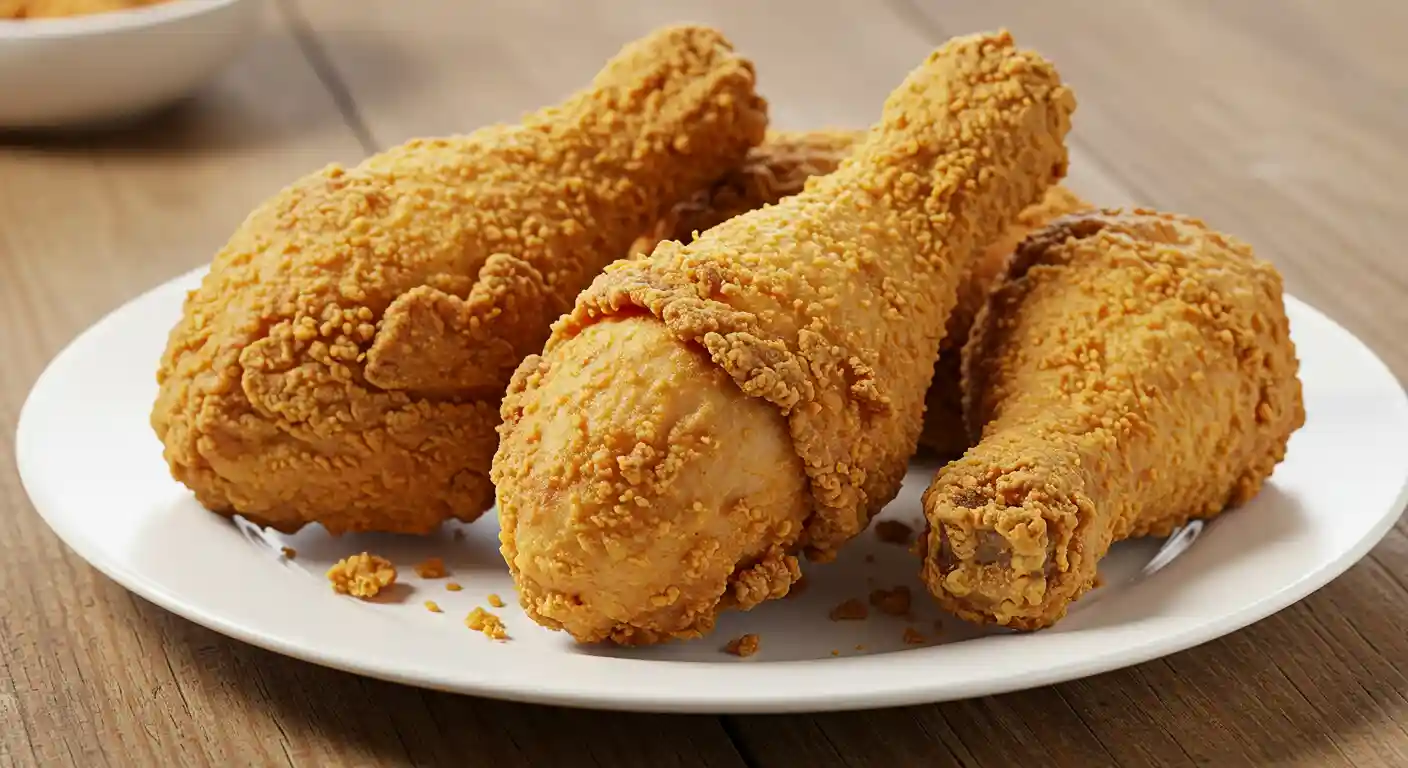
left=919, top=185, right=1092, bottom=458
left=625, top=130, right=1089, bottom=460
left=151, top=26, right=768, bottom=535
left=920, top=210, right=1305, bottom=629
left=626, top=129, right=862, bottom=258
left=493, top=30, right=1076, bottom=644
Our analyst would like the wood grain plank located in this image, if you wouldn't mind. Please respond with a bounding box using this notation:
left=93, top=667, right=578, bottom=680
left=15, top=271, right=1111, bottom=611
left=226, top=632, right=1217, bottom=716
left=889, top=0, right=1408, bottom=377
left=0, top=1, right=374, bottom=765
left=286, top=0, right=1136, bottom=208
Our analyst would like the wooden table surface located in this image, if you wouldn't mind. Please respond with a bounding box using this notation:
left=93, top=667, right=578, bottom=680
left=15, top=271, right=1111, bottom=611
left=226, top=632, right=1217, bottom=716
left=3, top=1, right=1406, bottom=765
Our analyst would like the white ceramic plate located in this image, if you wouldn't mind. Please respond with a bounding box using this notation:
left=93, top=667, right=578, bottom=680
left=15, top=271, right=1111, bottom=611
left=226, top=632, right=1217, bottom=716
left=16, top=267, right=1408, bottom=713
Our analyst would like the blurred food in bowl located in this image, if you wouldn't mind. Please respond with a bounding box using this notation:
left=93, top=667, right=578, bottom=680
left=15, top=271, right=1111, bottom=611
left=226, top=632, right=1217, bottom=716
left=0, top=0, right=258, bottom=128
left=3, top=0, right=171, bottom=21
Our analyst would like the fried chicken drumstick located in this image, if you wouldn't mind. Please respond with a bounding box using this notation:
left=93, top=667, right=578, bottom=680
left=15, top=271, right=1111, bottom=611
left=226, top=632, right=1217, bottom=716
left=493, top=31, right=1076, bottom=644
left=629, top=130, right=1090, bottom=460
left=152, top=26, right=767, bottom=534
left=920, top=185, right=1090, bottom=458
left=921, top=210, right=1305, bottom=629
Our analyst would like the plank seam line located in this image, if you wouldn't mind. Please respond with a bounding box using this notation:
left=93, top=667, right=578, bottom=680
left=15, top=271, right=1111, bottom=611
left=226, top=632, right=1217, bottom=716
left=274, top=0, right=379, bottom=154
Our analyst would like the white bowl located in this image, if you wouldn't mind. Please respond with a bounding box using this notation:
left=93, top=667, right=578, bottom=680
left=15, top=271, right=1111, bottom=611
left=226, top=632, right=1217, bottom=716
left=0, top=0, right=258, bottom=129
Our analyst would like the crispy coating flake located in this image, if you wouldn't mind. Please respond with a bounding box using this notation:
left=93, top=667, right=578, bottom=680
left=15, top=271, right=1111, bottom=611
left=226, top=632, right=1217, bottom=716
left=920, top=210, right=1305, bottom=629
left=494, top=30, right=1075, bottom=645
left=466, top=608, right=508, bottom=640
left=869, top=586, right=912, bottom=616
left=724, top=633, right=761, bottom=657
left=327, top=553, right=397, bottom=599
left=830, top=599, right=869, bottom=621
left=150, top=26, right=768, bottom=536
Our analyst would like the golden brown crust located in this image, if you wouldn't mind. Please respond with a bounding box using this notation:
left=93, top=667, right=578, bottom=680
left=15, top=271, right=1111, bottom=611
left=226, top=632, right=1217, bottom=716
left=917, top=185, right=1092, bottom=458
left=920, top=209, right=1305, bottom=629
left=628, top=129, right=863, bottom=257
left=494, top=30, right=1076, bottom=644
left=151, top=25, right=768, bottom=535
left=627, top=129, right=1088, bottom=461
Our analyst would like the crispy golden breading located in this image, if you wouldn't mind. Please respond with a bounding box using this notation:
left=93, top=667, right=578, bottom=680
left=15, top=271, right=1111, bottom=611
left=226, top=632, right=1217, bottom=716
left=920, top=210, right=1305, bottom=630
left=465, top=607, right=508, bottom=640
left=2, top=0, right=164, bottom=19
left=151, top=26, right=768, bottom=535
left=493, top=31, right=1075, bottom=645
left=326, top=553, right=397, bottom=599
left=627, top=129, right=862, bottom=258
left=919, top=185, right=1092, bottom=458
left=627, top=130, right=1089, bottom=460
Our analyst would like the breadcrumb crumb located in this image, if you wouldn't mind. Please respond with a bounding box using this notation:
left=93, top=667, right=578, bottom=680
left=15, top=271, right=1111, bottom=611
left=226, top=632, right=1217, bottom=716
left=830, top=650, right=841, bottom=657
left=487, top=593, right=505, bottom=608
left=280, top=546, right=297, bottom=559
left=868, top=586, right=912, bottom=617
left=425, top=601, right=442, bottom=613
left=415, top=557, right=448, bottom=579
left=903, top=627, right=926, bottom=645
left=466, top=607, right=508, bottom=640
left=829, top=598, right=869, bottom=621
left=874, top=520, right=914, bottom=545
left=325, top=552, right=397, bottom=597
left=446, top=582, right=463, bottom=592
left=854, top=644, right=866, bottom=651
left=725, top=634, right=761, bottom=657
left=326, top=553, right=396, bottom=599
left=864, top=554, right=876, bottom=564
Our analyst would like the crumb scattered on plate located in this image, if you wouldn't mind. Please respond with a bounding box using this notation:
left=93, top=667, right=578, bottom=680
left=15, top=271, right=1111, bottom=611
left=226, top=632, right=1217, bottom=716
left=864, top=553, right=876, bottom=564
left=487, top=593, right=505, bottom=608
left=830, top=649, right=840, bottom=657
left=326, top=553, right=396, bottom=599
left=452, top=528, right=466, bottom=540
left=854, top=644, right=865, bottom=651
left=829, top=598, right=868, bottom=621
left=874, top=519, right=914, bottom=545
left=414, top=557, right=448, bottom=579
left=280, top=546, right=297, bottom=559
left=869, top=585, right=912, bottom=616
left=446, top=582, right=463, bottom=592
left=466, top=607, right=508, bottom=640
left=725, top=634, right=760, bottom=657
left=903, top=627, right=925, bottom=645
left=425, top=601, right=442, bottom=613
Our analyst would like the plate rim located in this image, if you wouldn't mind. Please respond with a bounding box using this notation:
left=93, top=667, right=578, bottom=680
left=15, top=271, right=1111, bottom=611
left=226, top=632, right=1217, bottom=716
left=14, top=267, right=1408, bottom=713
